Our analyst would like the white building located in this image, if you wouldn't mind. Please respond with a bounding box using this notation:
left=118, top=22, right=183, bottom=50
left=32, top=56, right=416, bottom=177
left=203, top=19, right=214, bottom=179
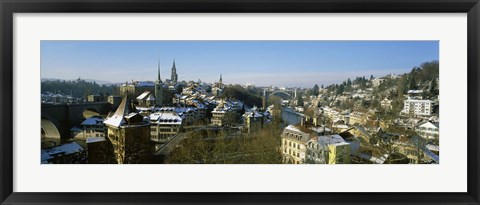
left=407, top=90, right=424, bottom=100
left=211, top=100, right=238, bottom=126
left=401, top=99, right=434, bottom=116
left=380, top=98, right=392, bottom=110
left=75, top=116, right=106, bottom=139
left=416, top=121, right=439, bottom=140
left=149, top=110, right=182, bottom=143
left=242, top=108, right=264, bottom=133
left=305, top=134, right=350, bottom=164
left=371, top=78, right=385, bottom=87
left=281, top=125, right=312, bottom=164
left=136, top=91, right=155, bottom=107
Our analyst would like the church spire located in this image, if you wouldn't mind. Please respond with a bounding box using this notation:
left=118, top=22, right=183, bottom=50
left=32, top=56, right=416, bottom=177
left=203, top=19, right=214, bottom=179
left=171, top=58, right=178, bottom=83
left=157, top=57, right=162, bottom=83
left=219, top=74, right=222, bottom=84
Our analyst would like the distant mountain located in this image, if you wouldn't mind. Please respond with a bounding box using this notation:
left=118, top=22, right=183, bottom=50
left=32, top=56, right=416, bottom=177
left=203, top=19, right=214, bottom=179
left=41, top=78, right=114, bottom=85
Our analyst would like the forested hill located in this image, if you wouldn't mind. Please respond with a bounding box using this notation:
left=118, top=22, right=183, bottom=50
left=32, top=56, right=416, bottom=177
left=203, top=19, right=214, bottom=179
left=41, top=79, right=119, bottom=98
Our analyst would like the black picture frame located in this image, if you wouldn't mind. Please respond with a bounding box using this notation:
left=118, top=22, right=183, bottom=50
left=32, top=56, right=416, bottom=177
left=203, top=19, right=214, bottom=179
left=1, top=0, right=479, bottom=204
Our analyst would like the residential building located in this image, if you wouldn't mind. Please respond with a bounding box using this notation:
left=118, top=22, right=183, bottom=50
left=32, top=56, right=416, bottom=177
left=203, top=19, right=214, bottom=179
left=41, top=142, right=84, bottom=164
left=78, top=116, right=106, bottom=139
left=120, top=81, right=155, bottom=99
left=400, top=99, right=434, bottom=116
left=407, top=90, right=424, bottom=100
left=119, top=82, right=136, bottom=97
left=416, top=121, right=439, bottom=140
left=243, top=108, right=264, bottom=133
left=136, top=91, right=155, bottom=107
left=87, top=94, right=102, bottom=102
left=380, top=98, right=392, bottom=110
left=211, top=100, right=237, bottom=126
left=349, top=111, right=368, bottom=126
left=371, top=78, right=385, bottom=87
left=306, top=134, right=351, bottom=164
left=280, top=125, right=313, bottom=164
left=149, top=108, right=183, bottom=143
left=108, top=95, right=122, bottom=109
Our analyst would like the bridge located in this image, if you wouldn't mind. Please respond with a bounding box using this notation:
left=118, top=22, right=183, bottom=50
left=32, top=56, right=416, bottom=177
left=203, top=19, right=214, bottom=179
left=262, top=88, right=302, bottom=109
left=264, top=88, right=297, bottom=100
left=41, top=102, right=113, bottom=140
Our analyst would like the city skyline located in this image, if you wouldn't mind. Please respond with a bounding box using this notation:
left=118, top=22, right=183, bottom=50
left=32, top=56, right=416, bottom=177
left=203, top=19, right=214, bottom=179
left=41, top=41, right=439, bottom=88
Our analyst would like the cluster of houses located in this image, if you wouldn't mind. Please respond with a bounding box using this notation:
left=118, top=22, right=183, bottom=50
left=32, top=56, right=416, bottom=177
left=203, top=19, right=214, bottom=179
left=41, top=92, right=83, bottom=104
left=279, top=74, right=439, bottom=164
left=41, top=75, right=275, bottom=164
left=41, top=68, right=440, bottom=164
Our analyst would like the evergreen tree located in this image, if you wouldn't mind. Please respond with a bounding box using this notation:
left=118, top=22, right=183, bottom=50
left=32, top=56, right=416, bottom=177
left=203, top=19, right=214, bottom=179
left=313, top=84, right=320, bottom=96
left=336, top=84, right=345, bottom=95
left=429, top=78, right=438, bottom=96
left=296, top=94, right=304, bottom=106
left=409, top=77, right=417, bottom=90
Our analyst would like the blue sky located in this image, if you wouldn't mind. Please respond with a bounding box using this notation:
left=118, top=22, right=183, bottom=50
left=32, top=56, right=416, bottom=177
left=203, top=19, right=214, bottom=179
left=41, top=41, right=438, bottom=88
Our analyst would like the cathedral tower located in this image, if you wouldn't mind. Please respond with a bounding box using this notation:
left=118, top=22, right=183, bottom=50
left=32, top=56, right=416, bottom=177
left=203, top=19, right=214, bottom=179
left=171, top=59, right=178, bottom=83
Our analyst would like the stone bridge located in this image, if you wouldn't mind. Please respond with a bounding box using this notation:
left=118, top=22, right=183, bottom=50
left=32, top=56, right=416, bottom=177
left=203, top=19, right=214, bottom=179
left=41, top=102, right=113, bottom=140
left=264, top=89, right=297, bottom=100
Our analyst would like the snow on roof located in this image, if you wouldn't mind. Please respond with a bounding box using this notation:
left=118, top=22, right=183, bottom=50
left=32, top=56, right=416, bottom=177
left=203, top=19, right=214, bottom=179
left=104, top=97, right=132, bottom=127
left=175, top=107, right=196, bottom=114
left=41, top=142, right=84, bottom=162
left=155, top=107, right=176, bottom=112
left=333, top=124, right=349, bottom=129
left=70, top=126, right=82, bottom=132
left=418, top=121, right=439, bottom=129
left=136, top=91, right=151, bottom=100
left=149, top=111, right=182, bottom=125
left=405, top=99, right=433, bottom=103
left=408, top=90, right=423, bottom=94
left=125, top=112, right=140, bottom=119
left=358, top=153, right=389, bottom=164
left=146, top=94, right=155, bottom=101
left=282, top=125, right=312, bottom=142
left=316, top=134, right=348, bottom=146
left=426, top=144, right=439, bottom=152
left=136, top=81, right=155, bottom=87
left=80, top=116, right=104, bottom=126
left=309, top=126, right=331, bottom=133
left=86, top=137, right=106, bottom=143
left=243, top=111, right=263, bottom=118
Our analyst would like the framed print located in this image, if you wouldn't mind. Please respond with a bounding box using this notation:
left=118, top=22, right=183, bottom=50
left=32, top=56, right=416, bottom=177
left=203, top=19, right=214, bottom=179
left=1, top=0, right=479, bottom=204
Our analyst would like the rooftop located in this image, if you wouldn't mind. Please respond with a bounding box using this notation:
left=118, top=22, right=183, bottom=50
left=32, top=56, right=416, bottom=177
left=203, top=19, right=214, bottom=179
left=41, top=142, right=84, bottom=163
left=80, top=116, right=104, bottom=126
left=86, top=137, right=106, bottom=143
